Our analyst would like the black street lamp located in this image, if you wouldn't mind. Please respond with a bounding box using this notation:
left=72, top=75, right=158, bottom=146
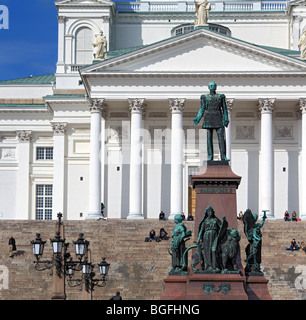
left=98, top=257, right=110, bottom=278
left=31, top=233, right=46, bottom=259
left=73, top=233, right=89, bottom=258
left=31, top=212, right=110, bottom=298
left=67, top=256, right=110, bottom=292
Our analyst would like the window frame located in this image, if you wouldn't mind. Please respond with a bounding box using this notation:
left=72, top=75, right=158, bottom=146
left=35, top=184, right=53, bottom=220
left=36, top=146, right=54, bottom=161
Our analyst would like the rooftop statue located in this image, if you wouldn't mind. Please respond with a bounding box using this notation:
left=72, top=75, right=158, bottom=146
left=193, top=82, right=229, bottom=161
left=194, top=0, right=211, bottom=27
left=298, top=29, right=306, bottom=60
left=93, top=30, right=107, bottom=60
left=243, top=209, right=267, bottom=276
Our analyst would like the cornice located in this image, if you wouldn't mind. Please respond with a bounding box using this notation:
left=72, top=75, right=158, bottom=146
left=83, top=71, right=306, bottom=78
left=43, top=96, right=87, bottom=104
left=55, top=0, right=114, bottom=7
left=0, top=105, right=51, bottom=113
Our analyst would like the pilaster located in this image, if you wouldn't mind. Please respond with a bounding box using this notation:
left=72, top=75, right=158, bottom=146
left=51, top=122, right=67, bottom=219
left=16, top=130, right=32, bottom=220
left=56, top=15, right=66, bottom=73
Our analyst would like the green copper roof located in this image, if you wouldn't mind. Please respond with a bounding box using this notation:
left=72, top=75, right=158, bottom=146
left=255, top=45, right=301, bottom=59
left=43, top=94, right=86, bottom=99
left=0, top=74, right=55, bottom=85
left=107, top=45, right=147, bottom=58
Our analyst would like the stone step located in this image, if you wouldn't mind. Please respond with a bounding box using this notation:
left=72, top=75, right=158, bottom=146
left=0, top=219, right=305, bottom=300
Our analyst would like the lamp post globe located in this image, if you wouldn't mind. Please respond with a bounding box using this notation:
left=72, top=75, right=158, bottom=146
left=31, top=233, right=46, bottom=259
left=98, top=257, right=110, bottom=276
left=73, top=233, right=89, bottom=257
left=50, top=232, right=65, bottom=255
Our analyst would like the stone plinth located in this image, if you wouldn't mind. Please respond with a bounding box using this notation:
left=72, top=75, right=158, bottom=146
left=245, top=275, right=272, bottom=300
left=160, top=272, right=273, bottom=300
left=185, top=273, right=248, bottom=300
left=160, top=275, right=188, bottom=300
left=161, top=273, right=249, bottom=300
left=191, top=161, right=241, bottom=233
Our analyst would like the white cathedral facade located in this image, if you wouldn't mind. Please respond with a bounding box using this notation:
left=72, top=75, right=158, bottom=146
left=1, top=0, right=306, bottom=221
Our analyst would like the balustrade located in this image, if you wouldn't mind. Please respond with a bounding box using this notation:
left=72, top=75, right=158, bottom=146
left=115, top=1, right=288, bottom=13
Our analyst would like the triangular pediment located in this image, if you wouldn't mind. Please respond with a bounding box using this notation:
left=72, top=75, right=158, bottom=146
left=81, top=28, right=306, bottom=76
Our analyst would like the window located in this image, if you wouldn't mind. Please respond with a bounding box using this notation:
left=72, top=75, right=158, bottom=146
left=36, top=147, right=53, bottom=160
left=36, top=185, right=53, bottom=220
left=75, top=27, right=93, bottom=65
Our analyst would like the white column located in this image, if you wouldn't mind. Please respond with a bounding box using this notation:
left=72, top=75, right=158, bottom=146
left=66, top=35, right=73, bottom=66
left=225, top=98, right=234, bottom=162
left=101, top=108, right=107, bottom=208
left=51, top=122, right=67, bottom=219
left=87, top=98, right=104, bottom=219
left=102, top=16, right=110, bottom=51
left=169, top=98, right=185, bottom=220
left=56, top=16, right=66, bottom=73
left=259, top=98, right=275, bottom=218
left=127, top=98, right=145, bottom=219
left=300, top=98, right=306, bottom=220
left=16, top=131, right=32, bottom=220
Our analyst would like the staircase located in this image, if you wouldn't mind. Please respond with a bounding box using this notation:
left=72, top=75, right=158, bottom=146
left=0, top=219, right=305, bottom=300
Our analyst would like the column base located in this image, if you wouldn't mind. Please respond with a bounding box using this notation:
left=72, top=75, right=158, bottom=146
left=127, top=212, right=144, bottom=220
left=86, top=212, right=104, bottom=220
left=299, top=211, right=306, bottom=220
left=168, top=212, right=182, bottom=220
left=266, top=213, right=275, bottom=219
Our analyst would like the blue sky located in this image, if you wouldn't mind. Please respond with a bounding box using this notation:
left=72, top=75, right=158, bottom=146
left=0, top=0, right=133, bottom=82
left=0, top=0, right=283, bottom=82
left=0, top=0, right=59, bottom=81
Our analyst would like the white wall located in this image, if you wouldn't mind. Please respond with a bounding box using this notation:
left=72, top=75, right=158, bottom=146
left=0, top=170, right=17, bottom=219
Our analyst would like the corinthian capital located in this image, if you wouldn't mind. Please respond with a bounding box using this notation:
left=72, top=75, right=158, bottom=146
left=258, top=98, right=275, bottom=113
left=51, top=122, right=67, bottom=134
left=128, top=98, right=145, bottom=114
left=169, top=98, right=185, bottom=114
left=16, top=131, right=32, bottom=142
left=89, top=98, right=105, bottom=114
left=300, top=98, right=306, bottom=114
left=226, top=98, right=234, bottom=113
left=57, top=16, right=66, bottom=23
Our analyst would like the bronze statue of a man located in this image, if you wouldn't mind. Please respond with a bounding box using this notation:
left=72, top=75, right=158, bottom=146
left=193, top=82, right=229, bottom=161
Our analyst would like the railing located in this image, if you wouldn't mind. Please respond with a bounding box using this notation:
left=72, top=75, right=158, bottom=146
left=262, top=1, right=287, bottom=11
left=224, top=2, right=255, bottom=11
left=70, top=65, right=85, bottom=72
left=115, top=1, right=288, bottom=12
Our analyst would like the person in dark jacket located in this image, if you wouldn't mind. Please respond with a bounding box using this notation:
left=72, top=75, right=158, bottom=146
left=110, top=291, right=122, bottom=300
left=149, top=229, right=157, bottom=241
left=159, top=228, right=169, bottom=240
left=8, top=236, right=16, bottom=258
